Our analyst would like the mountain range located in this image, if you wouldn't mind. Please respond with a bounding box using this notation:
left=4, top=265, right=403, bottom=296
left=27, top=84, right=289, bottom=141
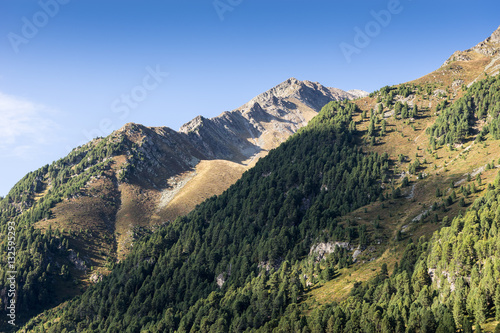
left=0, top=77, right=365, bottom=299
left=2, top=25, right=500, bottom=333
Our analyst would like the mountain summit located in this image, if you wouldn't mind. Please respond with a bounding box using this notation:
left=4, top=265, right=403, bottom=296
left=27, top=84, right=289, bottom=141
left=244, top=77, right=363, bottom=110
left=179, top=78, right=362, bottom=163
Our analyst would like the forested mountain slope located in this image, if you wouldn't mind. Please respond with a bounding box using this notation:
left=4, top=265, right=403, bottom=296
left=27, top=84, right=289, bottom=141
left=24, top=69, right=500, bottom=331
left=22, top=99, right=391, bottom=332
left=6, top=25, right=500, bottom=333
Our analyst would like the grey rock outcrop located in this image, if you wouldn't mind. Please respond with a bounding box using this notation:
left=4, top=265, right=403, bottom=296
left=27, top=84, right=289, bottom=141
left=309, top=242, right=353, bottom=259
left=347, top=89, right=370, bottom=99
left=120, top=78, right=364, bottom=189
left=178, top=78, right=359, bottom=162
left=443, top=25, right=500, bottom=66
left=468, top=25, right=500, bottom=57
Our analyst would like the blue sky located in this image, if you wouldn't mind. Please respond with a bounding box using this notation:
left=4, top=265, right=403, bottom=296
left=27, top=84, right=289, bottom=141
left=0, top=0, right=499, bottom=196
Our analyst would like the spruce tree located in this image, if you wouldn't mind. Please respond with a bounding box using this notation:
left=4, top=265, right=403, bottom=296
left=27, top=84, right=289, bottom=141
left=435, top=310, right=456, bottom=333
left=496, top=286, right=500, bottom=321
left=462, top=317, right=473, bottom=333
left=420, top=308, right=437, bottom=333
left=475, top=292, right=487, bottom=324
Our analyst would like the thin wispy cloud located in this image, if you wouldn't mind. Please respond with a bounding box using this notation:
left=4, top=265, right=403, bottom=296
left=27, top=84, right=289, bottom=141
left=0, top=92, right=60, bottom=159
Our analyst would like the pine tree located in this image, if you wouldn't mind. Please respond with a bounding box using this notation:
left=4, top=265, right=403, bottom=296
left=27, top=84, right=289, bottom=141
left=368, top=118, right=376, bottom=136
left=325, top=316, right=335, bottom=333
left=462, top=317, right=473, bottom=333
left=436, top=310, right=456, bottom=333
left=381, top=315, right=394, bottom=333
left=453, top=291, right=465, bottom=326
left=496, top=286, right=500, bottom=320
left=61, top=265, right=70, bottom=280
left=412, top=262, right=431, bottom=295
left=401, top=103, right=409, bottom=119
left=475, top=293, right=487, bottom=324
left=420, top=308, right=437, bottom=333
left=402, top=176, right=409, bottom=187
left=321, top=265, right=335, bottom=282
left=381, top=263, right=389, bottom=279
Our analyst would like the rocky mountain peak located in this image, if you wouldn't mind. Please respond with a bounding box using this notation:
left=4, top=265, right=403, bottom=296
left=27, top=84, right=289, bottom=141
left=116, top=122, right=149, bottom=135
left=245, top=78, right=357, bottom=112
left=491, top=25, right=500, bottom=42
left=179, top=115, right=207, bottom=134
left=469, top=25, right=500, bottom=57
left=247, top=78, right=306, bottom=104
left=113, top=122, right=157, bottom=146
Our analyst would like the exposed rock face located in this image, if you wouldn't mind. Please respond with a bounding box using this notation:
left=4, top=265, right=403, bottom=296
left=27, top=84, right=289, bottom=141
left=347, top=89, right=370, bottom=99
left=245, top=78, right=356, bottom=111
left=216, top=273, right=225, bottom=288
left=443, top=51, right=472, bottom=66
left=90, top=272, right=103, bottom=284
left=309, top=242, right=353, bottom=259
left=469, top=25, right=500, bottom=57
left=178, top=78, right=358, bottom=163
left=309, top=241, right=365, bottom=262
left=352, top=246, right=363, bottom=262
left=117, top=78, right=359, bottom=190
left=443, top=26, right=500, bottom=66
left=68, top=249, right=87, bottom=272
left=452, top=79, right=465, bottom=88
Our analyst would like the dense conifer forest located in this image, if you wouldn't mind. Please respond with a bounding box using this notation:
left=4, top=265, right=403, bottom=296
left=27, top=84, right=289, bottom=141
left=19, top=101, right=392, bottom=332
